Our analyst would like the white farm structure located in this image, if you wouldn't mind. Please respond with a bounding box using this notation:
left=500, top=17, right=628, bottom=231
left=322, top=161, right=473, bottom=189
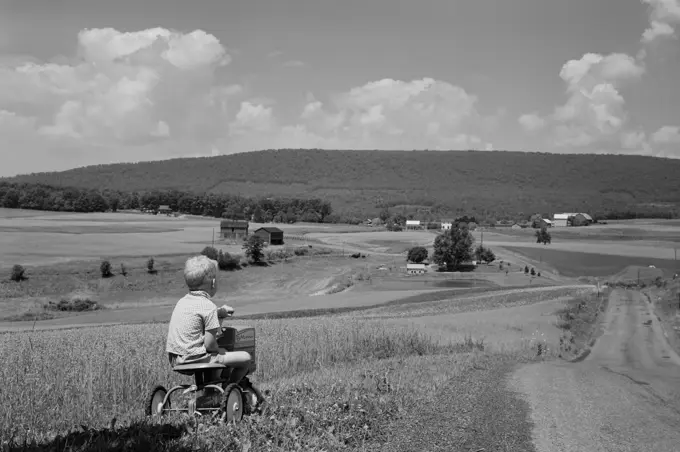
left=405, top=220, right=423, bottom=230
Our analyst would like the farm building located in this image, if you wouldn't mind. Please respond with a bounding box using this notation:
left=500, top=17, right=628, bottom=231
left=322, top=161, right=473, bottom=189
left=553, top=212, right=592, bottom=227
left=511, top=223, right=522, bottom=230
left=220, top=220, right=249, bottom=239
left=406, top=263, right=426, bottom=274
left=553, top=213, right=574, bottom=227
left=253, top=227, right=284, bottom=245
left=157, top=205, right=172, bottom=215
left=405, top=220, right=422, bottom=230
left=540, top=219, right=553, bottom=228
left=441, top=219, right=454, bottom=231
left=572, top=213, right=593, bottom=226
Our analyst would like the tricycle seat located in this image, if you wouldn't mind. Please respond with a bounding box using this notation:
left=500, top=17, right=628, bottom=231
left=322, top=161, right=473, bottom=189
left=173, top=362, right=226, bottom=376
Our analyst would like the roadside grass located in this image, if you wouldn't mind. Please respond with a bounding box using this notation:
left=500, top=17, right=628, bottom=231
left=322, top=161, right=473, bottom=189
left=553, top=289, right=611, bottom=360
left=644, top=281, right=680, bottom=356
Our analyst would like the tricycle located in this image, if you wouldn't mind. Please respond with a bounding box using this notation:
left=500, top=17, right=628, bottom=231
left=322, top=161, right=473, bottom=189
left=146, top=323, right=265, bottom=424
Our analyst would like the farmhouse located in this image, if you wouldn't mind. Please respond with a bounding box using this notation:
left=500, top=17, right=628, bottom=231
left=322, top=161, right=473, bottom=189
left=406, top=263, right=426, bottom=274
left=405, top=220, right=422, bottom=230
left=441, top=219, right=454, bottom=231
left=253, top=227, right=284, bottom=245
left=157, top=205, right=172, bottom=215
left=220, top=220, right=249, bottom=239
left=572, top=213, right=593, bottom=226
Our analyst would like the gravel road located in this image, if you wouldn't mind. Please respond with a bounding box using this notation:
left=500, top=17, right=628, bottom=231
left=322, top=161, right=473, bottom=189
left=509, top=288, right=680, bottom=451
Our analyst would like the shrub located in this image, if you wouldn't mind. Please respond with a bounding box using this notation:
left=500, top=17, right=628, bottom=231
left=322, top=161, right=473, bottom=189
left=120, top=263, right=127, bottom=276
left=201, top=246, right=219, bottom=261
left=10, top=265, right=25, bottom=282
left=47, top=293, right=100, bottom=312
left=100, top=260, right=112, bottom=278
left=146, top=257, right=155, bottom=273
left=537, top=272, right=542, bottom=277
left=294, top=247, right=310, bottom=256
left=217, top=250, right=241, bottom=271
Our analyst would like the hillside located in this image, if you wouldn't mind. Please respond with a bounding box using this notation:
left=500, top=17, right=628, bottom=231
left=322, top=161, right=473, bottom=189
left=5, top=149, right=680, bottom=219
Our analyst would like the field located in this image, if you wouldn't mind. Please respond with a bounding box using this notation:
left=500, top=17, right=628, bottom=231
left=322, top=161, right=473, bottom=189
left=1, top=208, right=679, bottom=450
left=501, top=246, right=679, bottom=278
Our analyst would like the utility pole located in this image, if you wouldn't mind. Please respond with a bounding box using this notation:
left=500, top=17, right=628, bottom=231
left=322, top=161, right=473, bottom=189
left=212, top=228, right=215, bottom=247
left=481, top=229, right=484, bottom=248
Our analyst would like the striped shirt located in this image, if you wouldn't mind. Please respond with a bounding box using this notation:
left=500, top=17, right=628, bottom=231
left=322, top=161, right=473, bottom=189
left=166, top=291, right=221, bottom=360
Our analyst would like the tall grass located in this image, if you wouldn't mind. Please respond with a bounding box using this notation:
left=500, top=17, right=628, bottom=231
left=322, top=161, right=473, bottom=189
left=0, top=317, right=472, bottom=445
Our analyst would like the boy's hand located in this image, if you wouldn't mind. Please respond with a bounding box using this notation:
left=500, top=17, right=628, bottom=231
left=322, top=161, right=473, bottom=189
left=218, top=304, right=235, bottom=318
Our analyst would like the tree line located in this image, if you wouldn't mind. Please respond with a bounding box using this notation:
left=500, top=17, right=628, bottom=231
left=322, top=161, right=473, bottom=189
left=0, top=182, right=334, bottom=223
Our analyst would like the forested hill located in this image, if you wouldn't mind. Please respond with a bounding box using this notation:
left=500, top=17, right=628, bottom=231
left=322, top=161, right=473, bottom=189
left=5, top=149, right=680, bottom=220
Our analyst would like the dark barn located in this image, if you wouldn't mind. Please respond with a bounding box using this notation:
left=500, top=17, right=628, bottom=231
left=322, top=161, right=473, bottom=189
left=253, top=227, right=284, bottom=245
left=220, top=220, right=249, bottom=239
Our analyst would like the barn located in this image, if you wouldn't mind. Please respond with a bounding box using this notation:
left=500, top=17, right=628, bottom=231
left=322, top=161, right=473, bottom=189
left=553, top=213, right=574, bottom=227
left=157, top=205, right=172, bottom=215
left=572, top=213, right=593, bottom=227
left=220, top=220, right=249, bottom=239
left=540, top=218, right=553, bottom=228
left=253, top=227, right=284, bottom=245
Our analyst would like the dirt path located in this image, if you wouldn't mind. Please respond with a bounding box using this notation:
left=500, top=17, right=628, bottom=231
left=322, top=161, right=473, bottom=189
left=510, top=289, right=680, bottom=451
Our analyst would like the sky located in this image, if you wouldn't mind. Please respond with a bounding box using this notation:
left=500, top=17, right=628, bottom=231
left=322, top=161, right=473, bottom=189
left=0, top=0, right=679, bottom=176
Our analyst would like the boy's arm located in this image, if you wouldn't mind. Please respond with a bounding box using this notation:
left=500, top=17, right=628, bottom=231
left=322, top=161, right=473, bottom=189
left=217, top=304, right=234, bottom=319
left=202, top=307, right=222, bottom=353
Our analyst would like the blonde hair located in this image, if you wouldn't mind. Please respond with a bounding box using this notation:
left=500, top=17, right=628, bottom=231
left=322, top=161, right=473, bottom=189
left=184, top=255, right=218, bottom=290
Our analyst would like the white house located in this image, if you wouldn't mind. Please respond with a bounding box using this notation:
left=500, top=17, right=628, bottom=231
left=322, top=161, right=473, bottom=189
left=441, top=219, right=454, bottom=231
left=406, top=263, right=426, bottom=274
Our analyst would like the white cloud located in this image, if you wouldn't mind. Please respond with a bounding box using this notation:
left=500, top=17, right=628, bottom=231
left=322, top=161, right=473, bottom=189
left=518, top=113, right=545, bottom=133
left=547, top=53, right=644, bottom=148
left=0, top=27, right=236, bottom=151
left=641, top=0, right=680, bottom=43
left=652, top=125, right=680, bottom=143
left=221, top=77, right=493, bottom=152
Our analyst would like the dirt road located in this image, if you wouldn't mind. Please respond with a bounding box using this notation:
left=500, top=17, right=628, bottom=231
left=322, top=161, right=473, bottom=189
left=510, top=289, right=680, bottom=451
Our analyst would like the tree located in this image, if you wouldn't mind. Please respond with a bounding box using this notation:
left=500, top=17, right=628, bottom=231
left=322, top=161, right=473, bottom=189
left=535, top=227, right=552, bottom=245
left=474, top=245, right=496, bottom=264
left=482, top=247, right=496, bottom=264
left=432, top=222, right=475, bottom=270
left=407, top=246, right=428, bottom=263
left=524, top=265, right=529, bottom=274
left=530, top=214, right=543, bottom=229
left=531, top=267, right=536, bottom=276
left=201, top=246, right=219, bottom=261
left=243, top=235, right=265, bottom=264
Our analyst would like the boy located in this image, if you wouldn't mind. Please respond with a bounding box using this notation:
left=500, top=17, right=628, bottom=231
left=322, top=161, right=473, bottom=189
left=166, top=255, right=252, bottom=387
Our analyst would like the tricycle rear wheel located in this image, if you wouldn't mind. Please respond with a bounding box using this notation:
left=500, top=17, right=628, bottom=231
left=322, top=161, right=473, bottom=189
left=221, top=383, right=244, bottom=424
left=146, top=385, right=170, bottom=417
